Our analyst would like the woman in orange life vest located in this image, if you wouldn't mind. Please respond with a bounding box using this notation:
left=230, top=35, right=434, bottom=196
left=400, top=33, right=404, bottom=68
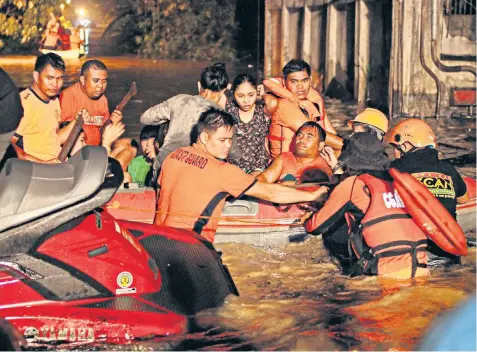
left=304, top=132, right=429, bottom=279
left=387, top=118, right=470, bottom=266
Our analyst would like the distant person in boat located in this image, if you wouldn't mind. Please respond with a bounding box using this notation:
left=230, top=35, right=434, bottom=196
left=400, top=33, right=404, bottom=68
left=41, top=29, right=62, bottom=50
left=140, top=62, right=240, bottom=174
left=59, top=59, right=125, bottom=148
left=155, top=107, right=329, bottom=243
left=256, top=121, right=332, bottom=185
left=225, top=74, right=272, bottom=174
left=10, top=53, right=87, bottom=163
left=304, top=132, right=429, bottom=279
left=263, top=59, right=342, bottom=158
left=69, top=28, right=84, bottom=51
left=387, top=118, right=470, bottom=265
left=128, top=123, right=169, bottom=187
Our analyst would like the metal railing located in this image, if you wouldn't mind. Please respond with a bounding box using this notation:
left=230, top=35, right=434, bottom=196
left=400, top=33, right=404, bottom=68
left=443, top=0, right=476, bottom=15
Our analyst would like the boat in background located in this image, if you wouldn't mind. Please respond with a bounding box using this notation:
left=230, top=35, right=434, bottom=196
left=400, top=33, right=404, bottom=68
left=105, top=177, right=477, bottom=247
left=40, top=48, right=81, bottom=59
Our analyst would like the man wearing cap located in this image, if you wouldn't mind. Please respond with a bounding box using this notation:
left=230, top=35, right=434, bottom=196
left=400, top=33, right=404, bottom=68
left=304, top=132, right=429, bottom=279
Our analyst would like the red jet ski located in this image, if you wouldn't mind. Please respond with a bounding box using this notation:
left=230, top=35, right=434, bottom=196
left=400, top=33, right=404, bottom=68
left=0, top=147, right=238, bottom=347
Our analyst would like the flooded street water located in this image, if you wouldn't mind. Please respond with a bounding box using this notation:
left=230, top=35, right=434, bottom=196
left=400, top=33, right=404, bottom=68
left=1, top=56, right=476, bottom=350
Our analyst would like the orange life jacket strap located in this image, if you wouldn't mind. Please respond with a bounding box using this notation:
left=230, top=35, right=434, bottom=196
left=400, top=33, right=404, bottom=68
left=373, top=241, right=428, bottom=278
left=268, top=134, right=284, bottom=141
left=372, top=239, right=428, bottom=253
left=361, top=213, right=412, bottom=229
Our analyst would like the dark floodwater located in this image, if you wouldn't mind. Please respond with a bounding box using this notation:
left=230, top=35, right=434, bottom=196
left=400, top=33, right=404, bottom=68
left=1, top=56, right=476, bottom=351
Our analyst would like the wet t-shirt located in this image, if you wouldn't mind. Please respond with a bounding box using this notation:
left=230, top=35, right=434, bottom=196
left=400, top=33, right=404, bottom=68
left=59, top=82, right=109, bottom=146
left=390, top=148, right=467, bottom=219
left=156, top=144, right=257, bottom=242
left=15, top=88, right=61, bottom=161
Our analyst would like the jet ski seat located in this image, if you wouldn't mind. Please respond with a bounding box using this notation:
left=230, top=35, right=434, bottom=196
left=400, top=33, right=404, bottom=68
left=0, top=146, right=108, bottom=232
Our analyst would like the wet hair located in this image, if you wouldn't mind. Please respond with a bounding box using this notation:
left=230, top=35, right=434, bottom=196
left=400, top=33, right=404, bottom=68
left=231, top=74, right=257, bottom=93
left=353, top=122, right=385, bottom=140
left=139, top=123, right=169, bottom=148
left=34, top=53, right=65, bottom=73
left=140, top=125, right=159, bottom=141
left=197, top=107, right=236, bottom=135
left=80, top=60, right=108, bottom=76
left=296, top=121, right=326, bottom=142
left=156, top=122, right=169, bottom=148
left=282, top=59, right=311, bottom=80
left=200, top=62, right=228, bottom=92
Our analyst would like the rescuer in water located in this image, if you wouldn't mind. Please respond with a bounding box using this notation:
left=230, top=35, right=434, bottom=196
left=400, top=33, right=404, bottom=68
left=387, top=118, right=470, bottom=266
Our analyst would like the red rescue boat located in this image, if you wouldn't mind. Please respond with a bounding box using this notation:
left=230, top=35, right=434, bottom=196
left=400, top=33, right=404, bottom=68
left=0, top=147, right=237, bottom=347
left=106, top=177, right=476, bottom=247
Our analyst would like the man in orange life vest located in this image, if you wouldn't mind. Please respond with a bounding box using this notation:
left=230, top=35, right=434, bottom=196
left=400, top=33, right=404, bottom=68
left=387, top=118, right=469, bottom=265
left=264, top=59, right=342, bottom=157
left=256, top=121, right=332, bottom=185
left=304, top=132, right=429, bottom=279
left=156, top=107, right=329, bottom=243
left=59, top=60, right=124, bottom=147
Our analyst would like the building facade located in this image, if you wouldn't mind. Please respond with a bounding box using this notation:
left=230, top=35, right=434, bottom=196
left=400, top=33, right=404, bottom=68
left=264, top=0, right=476, bottom=118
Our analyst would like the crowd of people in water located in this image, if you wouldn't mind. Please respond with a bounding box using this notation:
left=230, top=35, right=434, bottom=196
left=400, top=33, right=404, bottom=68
left=0, top=52, right=471, bottom=281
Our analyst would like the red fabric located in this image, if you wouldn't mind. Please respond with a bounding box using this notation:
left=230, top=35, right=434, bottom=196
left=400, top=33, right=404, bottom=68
left=279, top=152, right=332, bottom=182
left=59, top=82, right=109, bottom=146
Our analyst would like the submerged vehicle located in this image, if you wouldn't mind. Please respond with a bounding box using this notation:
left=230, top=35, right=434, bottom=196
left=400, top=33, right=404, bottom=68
left=0, top=147, right=237, bottom=346
left=106, top=177, right=476, bottom=246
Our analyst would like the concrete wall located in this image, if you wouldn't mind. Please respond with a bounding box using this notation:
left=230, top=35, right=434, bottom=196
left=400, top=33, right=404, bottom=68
left=390, top=0, right=476, bottom=118
left=355, top=0, right=392, bottom=112
left=264, top=0, right=476, bottom=117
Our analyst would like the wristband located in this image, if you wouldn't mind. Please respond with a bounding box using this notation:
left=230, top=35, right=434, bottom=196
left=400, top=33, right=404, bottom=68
left=332, top=163, right=343, bottom=173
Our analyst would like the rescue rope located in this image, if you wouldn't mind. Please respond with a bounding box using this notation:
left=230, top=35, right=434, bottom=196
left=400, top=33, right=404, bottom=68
left=106, top=202, right=305, bottom=226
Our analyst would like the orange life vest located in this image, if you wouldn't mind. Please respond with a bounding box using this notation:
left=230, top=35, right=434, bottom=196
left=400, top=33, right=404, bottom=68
left=279, top=151, right=332, bottom=182
left=349, top=174, right=428, bottom=277
left=268, top=100, right=323, bottom=158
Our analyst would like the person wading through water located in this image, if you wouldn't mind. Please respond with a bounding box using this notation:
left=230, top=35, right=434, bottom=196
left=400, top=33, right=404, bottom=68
left=304, top=132, right=429, bottom=279
left=387, top=118, right=470, bottom=266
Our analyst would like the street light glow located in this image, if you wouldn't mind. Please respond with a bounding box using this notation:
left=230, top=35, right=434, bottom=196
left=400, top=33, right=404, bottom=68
left=66, top=0, right=71, bottom=4
left=60, top=4, right=65, bottom=10
left=77, top=8, right=86, bottom=17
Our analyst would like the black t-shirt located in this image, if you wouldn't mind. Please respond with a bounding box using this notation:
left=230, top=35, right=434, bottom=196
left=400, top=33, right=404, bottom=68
left=0, top=68, right=23, bottom=134
left=390, top=148, right=467, bottom=219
